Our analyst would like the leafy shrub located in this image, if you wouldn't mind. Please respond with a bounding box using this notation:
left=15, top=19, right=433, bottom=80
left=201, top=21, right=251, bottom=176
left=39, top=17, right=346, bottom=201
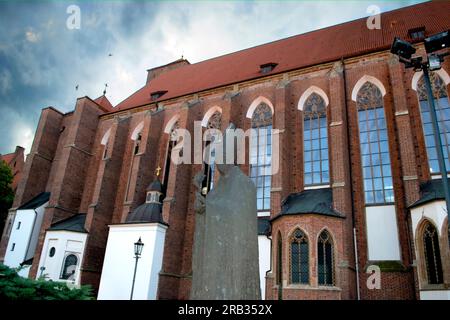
left=0, top=264, right=93, bottom=300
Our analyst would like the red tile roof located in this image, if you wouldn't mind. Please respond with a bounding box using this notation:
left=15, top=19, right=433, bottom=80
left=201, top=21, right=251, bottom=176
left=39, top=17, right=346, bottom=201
left=114, top=1, right=450, bottom=112
left=94, top=95, right=114, bottom=111
left=1, top=153, right=15, bottom=165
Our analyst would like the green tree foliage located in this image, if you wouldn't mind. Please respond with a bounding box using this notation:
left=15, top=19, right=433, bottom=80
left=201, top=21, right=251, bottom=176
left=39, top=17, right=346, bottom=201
left=0, top=264, right=94, bottom=300
left=0, top=160, right=14, bottom=234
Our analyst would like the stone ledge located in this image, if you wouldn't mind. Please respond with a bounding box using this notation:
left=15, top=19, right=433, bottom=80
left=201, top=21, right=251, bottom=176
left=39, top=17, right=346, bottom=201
left=395, top=110, right=409, bottom=116
left=330, top=121, right=343, bottom=127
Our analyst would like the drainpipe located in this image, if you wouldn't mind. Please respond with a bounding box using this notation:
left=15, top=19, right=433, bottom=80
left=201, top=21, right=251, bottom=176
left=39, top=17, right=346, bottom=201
left=341, top=57, right=360, bottom=300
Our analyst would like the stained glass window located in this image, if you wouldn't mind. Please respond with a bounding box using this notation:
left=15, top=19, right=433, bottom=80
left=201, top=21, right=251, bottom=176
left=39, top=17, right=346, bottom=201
left=303, top=93, right=329, bottom=185
left=423, top=222, right=443, bottom=284
left=290, top=229, right=309, bottom=284
left=357, top=82, right=394, bottom=204
left=417, top=73, right=450, bottom=174
left=250, top=103, right=272, bottom=211
left=318, top=230, right=334, bottom=286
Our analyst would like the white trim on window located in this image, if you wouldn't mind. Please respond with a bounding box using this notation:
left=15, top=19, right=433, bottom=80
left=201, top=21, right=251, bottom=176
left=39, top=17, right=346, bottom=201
left=298, top=86, right=329, bottom=110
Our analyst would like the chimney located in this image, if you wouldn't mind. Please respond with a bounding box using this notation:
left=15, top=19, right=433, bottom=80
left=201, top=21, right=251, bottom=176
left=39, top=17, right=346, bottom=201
left=146, top=59, right=190, bottom=84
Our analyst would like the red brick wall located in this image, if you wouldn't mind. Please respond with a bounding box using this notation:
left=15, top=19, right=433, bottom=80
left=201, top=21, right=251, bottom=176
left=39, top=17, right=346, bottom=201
left=6, top=45, right=450, bottom=300
left=268, top=214, right=348, bottom=300
left=28, top=98, right=105, bottom=279
left=0, top=107, right=64, bottom=262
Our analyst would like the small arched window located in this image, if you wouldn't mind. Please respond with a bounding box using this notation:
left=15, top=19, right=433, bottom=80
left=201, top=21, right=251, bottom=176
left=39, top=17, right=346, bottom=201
left=416, top=73, right=450, bottom=174
left=422, top=222, right=443, bottom=284
left=303, top=93, right=329, bottom=185
left=60, top=254, right=78, bottom=280
left=356, top=81, right=394, bottom=204
left=101, top=128, right=112, bottom=160
left=250, top=103, right=273, bottom=211
left=317, top=230, right=334, bottom=286
left=163, top=121, right=180, bottom=191
left=202, top=111, right=222, bottom=193
left=290, top=229, right=309, bottom=284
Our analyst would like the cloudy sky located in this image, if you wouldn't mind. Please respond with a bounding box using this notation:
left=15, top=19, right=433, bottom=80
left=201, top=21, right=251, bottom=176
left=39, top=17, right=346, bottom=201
left=0, top=0, right=425, bottom=155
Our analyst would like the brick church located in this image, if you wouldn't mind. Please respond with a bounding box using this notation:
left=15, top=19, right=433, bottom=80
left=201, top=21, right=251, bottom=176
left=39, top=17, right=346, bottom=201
left=1, top=1, right=449, bottom=300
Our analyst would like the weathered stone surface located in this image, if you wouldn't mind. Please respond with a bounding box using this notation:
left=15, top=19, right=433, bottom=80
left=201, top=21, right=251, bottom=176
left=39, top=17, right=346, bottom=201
left=191, top=164, right=261, bottom=300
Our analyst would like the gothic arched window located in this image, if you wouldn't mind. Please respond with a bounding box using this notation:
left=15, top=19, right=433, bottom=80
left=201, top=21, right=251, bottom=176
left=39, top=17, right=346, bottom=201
left=101, top=128, right=111, bottom=160
left=303, top=93, right=329, bottom=185
left=202, top=111, right=222, bottom=193
left=163, top=121, right=180, bottom=191
left=60, top=254, right=78, bottom=280
left=250, top=103, right=273, bottom=211
left=416, top=73, right=450, bottom=174
left=357, top=82, right=394, bottom=204
left=317, top=230, right=334, bottom=286
left=290, top=229, right=309, bottom=284
left=422, top=222, right=443, bottom=284
left=125, top=124, right=144, bottom=202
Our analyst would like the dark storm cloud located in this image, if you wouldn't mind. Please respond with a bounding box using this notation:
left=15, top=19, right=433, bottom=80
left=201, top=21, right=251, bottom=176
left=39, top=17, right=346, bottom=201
left=0, top=0, right=425, bottom=155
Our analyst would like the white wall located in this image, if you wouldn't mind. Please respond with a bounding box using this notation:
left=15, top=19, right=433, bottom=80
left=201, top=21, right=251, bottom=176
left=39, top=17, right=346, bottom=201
left=4, top=209, right=37, bottom=270
left=258, top=235, right=271, bottom=299
left=97, top=223, right=167, bottom=300
left=36, top=230, right=87, bottom=285
left=25, top=203, right=46, bottom=261
left=18, top=265, right=31, bottom=278
left=4, top=202, right=48, bottom=277
left=365, top=205, right=401, bottom=261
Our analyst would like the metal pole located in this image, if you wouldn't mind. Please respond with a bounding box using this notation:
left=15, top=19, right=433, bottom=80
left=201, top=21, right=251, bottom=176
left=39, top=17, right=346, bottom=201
left=130, top=255, right=139, bottom=300
left=353, top=228, right=360, bottom=300
left=422, top=63, right=450, bottom=246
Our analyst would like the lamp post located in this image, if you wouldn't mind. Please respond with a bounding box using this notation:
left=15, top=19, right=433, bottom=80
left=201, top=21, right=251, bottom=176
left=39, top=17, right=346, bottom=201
left=130, top=237, right=144, bottom=300
left=390, top=30, right=450, bottom=246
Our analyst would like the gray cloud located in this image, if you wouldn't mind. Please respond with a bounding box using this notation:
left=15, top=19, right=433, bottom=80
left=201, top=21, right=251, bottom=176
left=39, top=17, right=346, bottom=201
left=0, top=0, right=424, bottom=155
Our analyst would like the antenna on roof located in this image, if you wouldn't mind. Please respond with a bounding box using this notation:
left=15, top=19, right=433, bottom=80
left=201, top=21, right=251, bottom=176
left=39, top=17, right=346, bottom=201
left=103, top=83, right=108, bottom=95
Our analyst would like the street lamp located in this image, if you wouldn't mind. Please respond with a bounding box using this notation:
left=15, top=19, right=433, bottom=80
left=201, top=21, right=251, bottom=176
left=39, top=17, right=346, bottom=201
left=130, top=237, right=144, bottom=300
left=390, top=30, right=450, bottom=246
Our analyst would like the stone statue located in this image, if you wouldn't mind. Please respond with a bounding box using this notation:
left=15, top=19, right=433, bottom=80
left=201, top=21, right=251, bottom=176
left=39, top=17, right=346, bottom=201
left=191, top=124, right=261, bottom=300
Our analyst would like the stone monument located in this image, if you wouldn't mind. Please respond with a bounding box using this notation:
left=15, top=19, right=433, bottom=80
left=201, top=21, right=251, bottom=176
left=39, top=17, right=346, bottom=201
left=191, top=124, right=261, bottom=300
